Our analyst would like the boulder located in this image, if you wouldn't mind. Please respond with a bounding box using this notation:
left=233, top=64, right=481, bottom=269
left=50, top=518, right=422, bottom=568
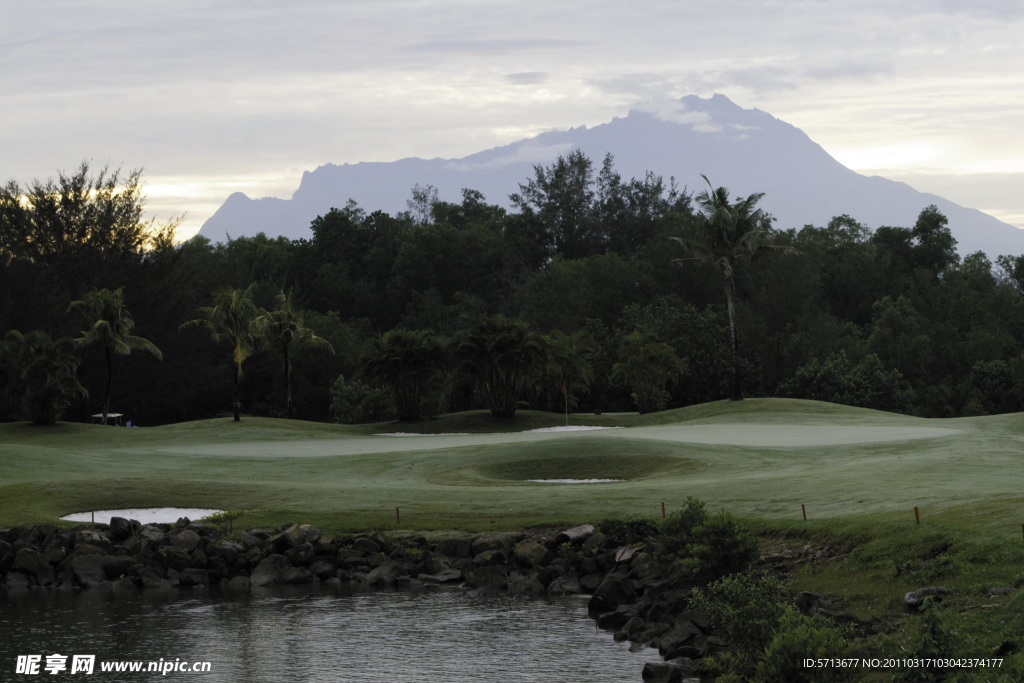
left=588, top=573, right=635, bottom=616
left=270, top=524, right=306, bottom=552
left=169, top=529, right=201, bottom=552
left=547, top=574, right=582, bottom=596
left=507, top=572, right=545, bottom=598
left=139, top=566, right=172, bottom=590
left=419, top=568, right=463, bottom=584
left=251, top=554, right=293, bottom=587
left=12, top=548, right=55, bottom=586
left=279, top=566, right=312, bottom=585
left=513, top=539, right=553, bottom=568
left=464, top=564, right=509, bottom=590
left=641, top=662, right=683, bottom=683
left=70, top=555, right=108, bottom=588
left=227, top=575, right=251, bottom=591
left=435, top=537, right=472, bottom=559
left=555, top=524, right=594, bottom=546
left=352, top=537, right=381, bottom=555
left=179, top=568, right=210, bottom=587
left=365, top=561, right=403, bottom=588
left=299, top=524, right=322, bottom=544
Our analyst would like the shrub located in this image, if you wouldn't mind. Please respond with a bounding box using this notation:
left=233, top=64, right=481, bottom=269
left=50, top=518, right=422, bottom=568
left=754, top=607, right=854, bottom=682
left=660, top=497, right=759, bottom=582
left=329, top=374, right=395, bottom=424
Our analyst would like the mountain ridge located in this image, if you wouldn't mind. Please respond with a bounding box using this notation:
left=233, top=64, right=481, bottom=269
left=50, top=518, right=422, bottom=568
left=199, top=95, right=1024, bottom=258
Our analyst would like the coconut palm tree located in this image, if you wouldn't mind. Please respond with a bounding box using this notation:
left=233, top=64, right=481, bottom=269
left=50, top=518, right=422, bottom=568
left=67, top=286, right=162, bottom=425
left=362, top=328, right=443, bottom=421
left=260, top=289, right=334, bottom=419
left=1, top=329, right=88, bottom=425
left=546, top=328, right=600, bottom=413
left=670, top=176, right=798, bottom=401
left=180, top=283, right=263, bottom=422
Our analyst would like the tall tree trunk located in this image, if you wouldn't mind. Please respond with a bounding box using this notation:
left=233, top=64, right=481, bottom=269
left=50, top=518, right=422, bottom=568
left=284, top=344, right=292, bottom=420
left=725, top=275, right=742, bottom=401
left=103, top=345, right=113, bottom=425
left=233, top=364, right=241, bottom=422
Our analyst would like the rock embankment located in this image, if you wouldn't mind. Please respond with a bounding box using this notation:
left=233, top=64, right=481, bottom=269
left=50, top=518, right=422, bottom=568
left=0, top=518, right=849, bottom=682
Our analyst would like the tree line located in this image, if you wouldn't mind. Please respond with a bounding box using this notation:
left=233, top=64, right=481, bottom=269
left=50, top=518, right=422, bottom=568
left=3, top=154, right=1023, bottom=425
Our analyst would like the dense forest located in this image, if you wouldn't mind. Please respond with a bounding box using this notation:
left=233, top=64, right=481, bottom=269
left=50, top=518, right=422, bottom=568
left=3, top=154, right=1024, bottom=426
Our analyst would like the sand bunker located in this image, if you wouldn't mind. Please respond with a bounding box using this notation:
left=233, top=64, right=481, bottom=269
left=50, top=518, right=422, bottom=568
left=528, top=479, right=622, bottom=484
left=61, top=508, right=223, bottom=525
left=522, top=426, right=621, bottom=433
left=627, top=424, right=961, bottom=447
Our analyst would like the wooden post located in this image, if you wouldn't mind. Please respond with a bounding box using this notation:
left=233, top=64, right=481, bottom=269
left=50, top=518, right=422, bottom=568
left=802, top=504, right=806, bottom=521
left=661, top=502, right=665, bottom=519
left=396, top=507, right=400, bottom=525
left=914, top=506, right=920, bottom=525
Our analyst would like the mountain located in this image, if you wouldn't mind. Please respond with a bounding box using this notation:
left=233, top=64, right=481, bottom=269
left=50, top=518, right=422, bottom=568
left=199, top=94, right=1024, bottom=258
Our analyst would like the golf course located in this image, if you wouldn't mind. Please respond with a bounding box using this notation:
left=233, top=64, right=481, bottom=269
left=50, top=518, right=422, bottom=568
left=6, top=396, right=1024, bottom=675
left=2, top=397, right=1023, bottom=532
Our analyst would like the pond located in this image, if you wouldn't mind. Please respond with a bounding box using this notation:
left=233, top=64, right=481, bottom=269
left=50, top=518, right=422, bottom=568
left=1, top=585, right=663, bottom=681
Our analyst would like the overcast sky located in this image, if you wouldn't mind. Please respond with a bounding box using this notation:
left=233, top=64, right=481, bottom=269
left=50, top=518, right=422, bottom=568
left=3, top=1, right=1023, bottom=240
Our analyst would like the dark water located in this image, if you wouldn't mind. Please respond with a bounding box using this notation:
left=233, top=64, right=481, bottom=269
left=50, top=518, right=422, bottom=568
left=1, top=585, right=661, bottom=682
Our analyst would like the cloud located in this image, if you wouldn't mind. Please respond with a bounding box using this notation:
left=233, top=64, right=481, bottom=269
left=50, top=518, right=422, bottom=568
left=444, top=142, right=574, bottom=172
left=505, top=72, right=549, bottom=86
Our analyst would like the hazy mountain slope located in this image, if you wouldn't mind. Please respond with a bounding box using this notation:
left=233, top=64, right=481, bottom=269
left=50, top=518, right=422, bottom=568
left=199, top=94, right=1024, bottom=258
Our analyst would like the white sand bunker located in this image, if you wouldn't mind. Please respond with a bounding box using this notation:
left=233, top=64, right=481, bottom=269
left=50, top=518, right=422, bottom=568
left=636, top=424, right=961, bottom=447
left=522, top=426, right=621, bottom=433
left=528, top=479, right=623, bottom=484
left=377, top=432, right=472, bottom=437
left=61, top=508, right=223, bottom=525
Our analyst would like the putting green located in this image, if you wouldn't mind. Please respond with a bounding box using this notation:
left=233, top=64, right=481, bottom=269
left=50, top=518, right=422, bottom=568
left=1, top=399, right=1021, bottom=530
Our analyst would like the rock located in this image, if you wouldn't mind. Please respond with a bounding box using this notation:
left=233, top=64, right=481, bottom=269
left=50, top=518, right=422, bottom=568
left=139, top=566, right=171, bottom=590
left=179, top=568, right=210, bottom=587
left=905, top=586, right=953, bottom=609
left=547, top=574, right=582, bottom=596
left=169, top=529, right=201, bottom=552
left=299, top=524, right=322, bottom=544
left=588, top=573, right=635, bottom=616
left=464, top=564, right=509, bottom=590
left=419, top=569, right=463, bottom=584
left=110, top=577, right=138, bottom=592
left=513, top=539, right=553, bottom=568
left=435, top=537, right=472, bottom=558
left=309, top=559, right=337, bottom=581
left=270, top=524, right=306, bottom=552
left=580, top=573, right=605, bottom=593
left=227, top=575, right=250, bottom=591
left=12, top=548, right=55, bottom=586
left=797, top=590, right=837, bottom=617
left=507, top=572, right=545, bottom=598
left=279, top=566, right=312, bottom=585
left=284, top=542, right=316, bottom=567
left=70, top=555, right=108, bottom=588
left=4, top=571, right=31, bottom=590
left=641, top=662, right=683, bottom=683
left=555, top=524, right=594, bottom=546
left=658, top=620, right=704, bottom=658
left=365, top=561, right=403, bottom=588
left=352, top=537, right=382, bottom=555
left=251, top=554, right=292, bottom=587
left=108, top=517, right=135, bottom=541
left=140, top=526, right=166, bottom=544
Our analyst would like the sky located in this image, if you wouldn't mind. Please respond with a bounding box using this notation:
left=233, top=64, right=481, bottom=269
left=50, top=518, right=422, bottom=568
left=3, top=1, right=1024, bottom=241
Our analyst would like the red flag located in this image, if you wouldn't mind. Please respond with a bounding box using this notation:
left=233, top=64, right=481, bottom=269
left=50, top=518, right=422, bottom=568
left=561, top=380, right=566, bottom=394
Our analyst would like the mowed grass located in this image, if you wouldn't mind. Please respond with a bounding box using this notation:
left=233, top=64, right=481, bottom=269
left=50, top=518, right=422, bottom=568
left=2, top=398, right=1023, bottom=534
left=6, top=398, right=1024, bottom=664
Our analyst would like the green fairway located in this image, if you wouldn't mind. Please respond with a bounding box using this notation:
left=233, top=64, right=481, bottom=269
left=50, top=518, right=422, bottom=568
left=2, top=398, right=1023, bottom=535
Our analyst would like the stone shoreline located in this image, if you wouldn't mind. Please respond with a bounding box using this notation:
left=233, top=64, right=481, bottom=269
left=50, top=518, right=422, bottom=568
left=0, top=517, right=848, bottom=683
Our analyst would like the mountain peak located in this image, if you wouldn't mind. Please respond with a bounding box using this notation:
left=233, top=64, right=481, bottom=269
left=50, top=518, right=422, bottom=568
left=198, top=97, right=1024, bottom=258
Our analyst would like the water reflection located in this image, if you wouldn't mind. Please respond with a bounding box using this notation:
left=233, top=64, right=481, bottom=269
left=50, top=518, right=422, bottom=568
left=1, top=586, right=661, bottom=682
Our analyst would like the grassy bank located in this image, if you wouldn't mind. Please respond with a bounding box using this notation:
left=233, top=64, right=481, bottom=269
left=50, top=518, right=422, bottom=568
left=3, top=398, right=1024, bottom=672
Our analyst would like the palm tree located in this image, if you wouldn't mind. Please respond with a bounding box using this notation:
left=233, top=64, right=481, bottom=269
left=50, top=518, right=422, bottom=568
left=670, top=176, right=798, bottom=401
left=260, top=290, right=335, bottom=419
left=610, top=331, right=684, bottom=413
left=362, top=329, right=443, bottom=421
left=1, top=329, right=88, bottom=425
left=67, top=287, right=162, bottom=425
left=450, top=316, right=548, bottom=418
left=546, top=329, right=600, bottom=413
left=180, top=283, right=263, bottom=422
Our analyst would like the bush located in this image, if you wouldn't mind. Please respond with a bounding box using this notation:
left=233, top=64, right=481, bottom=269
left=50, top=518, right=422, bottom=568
left=660, top=497, right=759, bottom=582
left=754, top=607, right=854, bottom=682
left=329, top=374, right=395, bottom=424
left=598, top=516, right=659, bottom=544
